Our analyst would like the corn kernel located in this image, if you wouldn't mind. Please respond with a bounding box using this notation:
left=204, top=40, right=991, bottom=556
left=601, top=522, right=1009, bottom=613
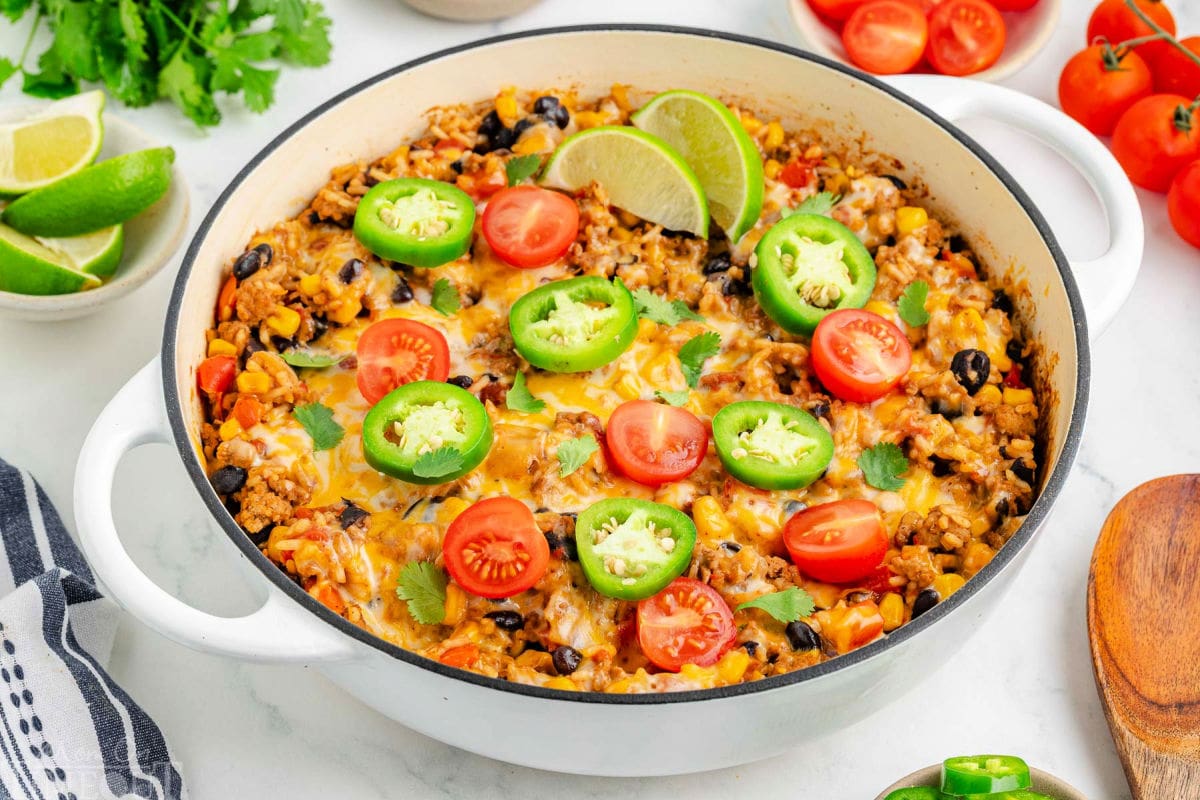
left=764, top=159, right=782, bottom=180
left=299, top=274, right=321, bottom=295
left=512, top=134, right=549, bottom=156
left=952, top=307, right=987, bottom=340
left=824, top=155, right=841, bottom=169
left=879, top=592, right=905, bottom=632
left=266, top=306, right=301, bottom=337
left=207, top=338, right=238, bottom=357
left=443, top=583, right=468, bottom=627
left=495, top=92, right=520, bottom=127
left=976, top=385, right=1002, bottom=406
left=611, top=83, right=631, bottom=112
left=605, top=678, right=634, bottom=693
left=764, top=121, right=785, bottom=151
left=864, top=300, right=894, bottom=320
left=933, top=572, right=966, bottom=599
left=1004, top=387, right=1034, bottom=406
left=679, top=663, right=716, bottom=683
left=739, top=114, right=763, bottom=134
left=614, top=371, right=641, bottom=401
left=825, top=173, right=849, bottom=195
left=693, top=495, right=736, bottom=543
left=516, top=650, right=553, bottom=670
left=441, top=497, right=472, bottom=521
left=896, top=206, right=928, bottom=237
left=327, top=299, right=361, bottom=325
left=875, top=395, right=909, bottom=427
left=717, top=650, right=751, bottom=684
left=545, top=677, right=577, bottom=691
left=236, top=371, right=272, bottom=395
left=219, top=418, right=243, bottom=442
left=574, top=111, right=607, bottom=129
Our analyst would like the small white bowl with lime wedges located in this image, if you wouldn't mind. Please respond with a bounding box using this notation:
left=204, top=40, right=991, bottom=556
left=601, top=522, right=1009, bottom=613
left=0, top=91, right=189, bottom=321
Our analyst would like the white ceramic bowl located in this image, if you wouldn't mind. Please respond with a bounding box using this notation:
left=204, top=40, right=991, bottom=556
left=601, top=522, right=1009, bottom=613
left=0, top=109, right=190, bottom=322
left=875, top=764, right=1089, bottom=799
left=402, top=0, right=543, bottom=21
left=788, top=0, right=1063, bottom=83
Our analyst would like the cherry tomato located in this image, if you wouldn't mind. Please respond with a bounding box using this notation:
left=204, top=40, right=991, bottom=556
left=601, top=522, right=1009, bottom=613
left=927, top=0, right=1006, bottom=76
left=811, top=309, right=913, bottom=402
left=442, top=497, right=550, bottom=599
left=636, top=577, right=736, bottom=672
left=605, top=400, right=709, bottom=487
left=1149, top=36, right=1200, bottom=99
left=988, top=0, right=1038, bottom=9
left=198, top=355, right=237, bottom=395
left=807, top=0, right=867, bottom=21
left=355, top=318, right=451, bottom=405
left=1168, top=160, right=1200, bottom=249
left=1058, top=45, right=1153, bottom=136
left=1087, top=0, right=1176, bottom=72
left=1111, top=94, right=1200, bottom=192
left=482, top=186, right=580, bottom=268
left=782, top=499, right=889, bottom=584
left=842, top=1, right=929, bottom=75
left=815, top=601, right=886, bottom=654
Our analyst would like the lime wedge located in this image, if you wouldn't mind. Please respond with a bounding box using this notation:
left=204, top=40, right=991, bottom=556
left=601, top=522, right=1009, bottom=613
left=540, top=126, right=709, bottom=237
left=39, top=225, right=125, bottom=278
left=2, top=146, right=174, bottom=237
left=631, top=90, right=764, bottom=244
left=0, top=90, right=105, bottom=195
left=0, top=222, right=117, bottom=295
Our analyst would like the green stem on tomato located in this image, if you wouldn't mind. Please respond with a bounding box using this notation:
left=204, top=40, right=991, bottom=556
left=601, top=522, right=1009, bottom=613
left=1124, top=0, right=1200, bottom=72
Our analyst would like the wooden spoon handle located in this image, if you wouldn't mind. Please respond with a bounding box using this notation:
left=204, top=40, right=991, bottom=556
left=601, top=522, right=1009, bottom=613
left=1110, top=722, right=1200, bottom=799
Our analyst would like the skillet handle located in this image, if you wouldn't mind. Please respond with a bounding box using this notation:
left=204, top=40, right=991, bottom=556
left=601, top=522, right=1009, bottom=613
left=74, top=359, right=355, bottom=664
left=885, top=75, right=1144, bottom=336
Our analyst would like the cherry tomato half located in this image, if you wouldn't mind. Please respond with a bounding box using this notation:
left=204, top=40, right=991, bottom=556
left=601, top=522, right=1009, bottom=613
left=988, top=0, right=1038, bottom=9
left=1087, top=0, right=1176, bottom=73
left=355, top=318, right=451, bottom=405
left=1149, top=36, right=1200, bottom=99
left=443, top=497, right=550, bottom=599
left=843, top=1, right=929, bottom=75
left=637, top=577, right=736, bottom=672
left=1058, top=45, right=1153, bottom=137
left=782, top=499, right=889, bottom=584
left=807, top=0, right=867, bottom=21
left=482, top=186, right=580, bottom=269
left=811, top=309, right=912, bottom=403
left=1112, top=94, right=1200, bottom=193
left=605, top=400, right=709, bottom=487
left=198, top=355, right=237, bottom=395
left=927, top=0, right=1006, bottom=77
left=1169, top=160, right=1200, bottom=249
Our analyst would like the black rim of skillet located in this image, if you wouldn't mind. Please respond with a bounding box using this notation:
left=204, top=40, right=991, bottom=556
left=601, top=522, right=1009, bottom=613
left=163, top=24, right=1089, bottom=706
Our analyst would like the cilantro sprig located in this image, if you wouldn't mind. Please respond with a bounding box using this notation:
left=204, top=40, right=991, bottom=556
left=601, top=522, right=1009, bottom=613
left=556, top=435, right=599, bottom=477
left=782, top=192, right=841, bottom=218
left=859, top=442, right=909, bottom=491
left=280, top=350, right=340, bottom=369
left=431, top=278, right=461, bottom=316
left=293, top=402, right=343, bottom=451
left=897, top=281, right=931, bottom=327
left=396, top=561, right=448, bottom=625
left=655, top=389, right=690, bottom=407
left=506, top=372, right=545, bottom=414
left=633, top=288, right=704, bottom=326
left=412, top=447, right=465, bottom=480
left=736, top=587, right=815, bottom=623
left=677, top=331, right=721, bottom=389
left=505, top=154, right=541, bottom=186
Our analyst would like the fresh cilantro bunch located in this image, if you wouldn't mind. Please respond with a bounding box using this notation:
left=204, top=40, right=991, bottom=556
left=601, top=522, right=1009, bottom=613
left=0, top=0, right=333, bottom=127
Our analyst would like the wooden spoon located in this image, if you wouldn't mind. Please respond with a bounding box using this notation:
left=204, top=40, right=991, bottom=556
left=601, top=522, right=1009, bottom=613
left=1088, top=474, right=1200, bottom=798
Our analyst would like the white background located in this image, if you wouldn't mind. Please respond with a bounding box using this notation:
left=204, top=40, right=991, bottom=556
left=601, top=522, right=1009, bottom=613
left=2, top=1, right=1199, bottom=797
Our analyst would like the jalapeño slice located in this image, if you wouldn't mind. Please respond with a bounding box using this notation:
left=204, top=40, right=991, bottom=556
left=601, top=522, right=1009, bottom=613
left=576, top=498, right=697, bottom=601
left=353, top=177, right=475, bottom=267
left=712, top=401, right=833, bottom=490
left=941, top=755, right=1033, bottom=796
left=508, top=275, right=638, bottom=373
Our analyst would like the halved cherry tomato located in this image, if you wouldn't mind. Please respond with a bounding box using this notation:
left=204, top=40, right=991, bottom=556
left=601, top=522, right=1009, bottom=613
left=807, top=0, right=867, bottom=22
left=442, top=497, right=550, bottom=599
left=1087, top=0, right=1176, bottom=74
left=1112, top=94, right=1200, bottom=192
left=1058, top=44, right=1153, bottom=136
left=482, top=186, right=579, bottom=268
left=927, top=0, right=1005, bottom=77
left=605, top=400, right=709, bottom=487
left=782, top=498, right=889, bottom=584
left=1149, top=36, right=1200, bottom=99
left=637, top=577, right=736, bottom=672
left=988, top=0, right=1037, bottom=9
left=198, top=356, right=237, bottom=395
left=355, top=318, right=451, bottom=405
left=811, top=309, right=912, bottom=403
left=842, top=1, right=929, bottom=75
left=1169, top=160, right=1200, bottom=249
left=815, top=601, right=885, bottom=654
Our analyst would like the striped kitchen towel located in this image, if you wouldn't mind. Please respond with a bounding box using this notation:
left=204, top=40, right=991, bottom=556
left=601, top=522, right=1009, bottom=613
left=0, top=458, right=185, bottom=800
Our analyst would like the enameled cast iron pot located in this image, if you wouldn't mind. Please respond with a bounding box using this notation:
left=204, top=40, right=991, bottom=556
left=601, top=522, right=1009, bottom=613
left=74, top=27, right=1143, bottom=777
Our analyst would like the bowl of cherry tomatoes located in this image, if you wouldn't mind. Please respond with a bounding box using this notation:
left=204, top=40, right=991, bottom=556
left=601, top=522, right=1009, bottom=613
left=788, top=0, right=1061, bottom=81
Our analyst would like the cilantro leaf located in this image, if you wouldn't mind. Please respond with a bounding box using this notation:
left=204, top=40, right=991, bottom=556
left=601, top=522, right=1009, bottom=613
left=274, top=0, right=333, bottom=67
left=293, top=402, right=344, bottom=451
left=633, top=288, right=705, bottom=326
left=396, top=561, right=447, bottom=625
left=411, top=447, right=465, bottom=480
left=557, top=435, right=599, bottom=477
left=782, top=192, right=841, bottom=218
left=280, top=350, right=340, bottom=369
left=506, top=372, right=545, bottom=414
left=0, top=57, right=16, bottom=89
left=858, top=442, right=908, bottom=491
left=431, top=278, right=461, bottom=316
left=678, top=331, right=722, bottom=389
left=158, top=47, right=220, bottom=127
left=897, top=281, right=930, bottom=327
left=505, top=154, right=541, bottom=186
left=655, top=389, right=690, bottom=407
left=736, top=587, right=815, bottom=623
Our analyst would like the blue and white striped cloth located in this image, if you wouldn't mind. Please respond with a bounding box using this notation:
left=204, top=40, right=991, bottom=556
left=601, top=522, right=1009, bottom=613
left=0, top=459, right=185, bottom=800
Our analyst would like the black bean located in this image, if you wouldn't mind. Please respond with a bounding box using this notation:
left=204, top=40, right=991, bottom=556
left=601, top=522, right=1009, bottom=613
left=248, top=526, right=271, bottom=547
left=210, top=466, right=247, bottom=494
left=312, top=315, right=329, bottom=340
left=995, top=497, right=1011, bottom=519
left=512, top=118, right=535, bottom=138
left=482, top=373, right=499, bottom=383
left=808, top=400, right=831, bottom=419
left=478, top=109, right=504, bottom=142
left=991, top=288, right=1013, bottom=314
left=447, top=375, right=474, bottom=389
left=523, top=640, right=548, bottom=653
left=703, top=252, right=732, bottom=274
left=1006, top=338, right=1025, bottom=362
left=950, top=348, right=991, bottom=395
left=244, top=336, right=266, bottom=356
left=882, top=174, right=908, bottom=189
left=338, top=258, right=364, bottom=284
left=253, top=243, right=273, bottom=265
left=722, top=275, right=752, bottom=297
left=784, top=499, right=807, bottom=516
left=271, top=336, right=296, bottom=351
left=912, top=588, right=940, bottom=619
left=391, top=276, right=414, bottom=304
left=932, top=399, right=963, bottom=420
left=543, top=531, right=564, bottom=551
left=720, top=541, right=742, bottom=554
left=478, top=110, right=518, bottom=151
left=486, top=610, right=525, bottom=631
left=884, top=235, right=897, bottom=247
left=552, top=645, right=582, bottom=675
left=340, top=501, right=369, bottom=529
left=232, top=249, right=262, bottom=280
left=929, top=455, right=954, bottom=477
left=947, top=234, right=969, bottom=253
left=308, top=211, right=322, bottom=225
left=533, top=96, right=570, bottom=129
left=740, top=640, right=759, bottom=656
left=785, top=621, right=821, bottom=652
left=1012, top=459, right=1036, bottom=484
left=450, top=158, right=465, bottom=174
left=845, top=591, right=873, bottom=605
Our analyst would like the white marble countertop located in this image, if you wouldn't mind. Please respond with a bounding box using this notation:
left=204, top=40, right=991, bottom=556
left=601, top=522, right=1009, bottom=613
left=2, top=1, right=1198, bottom=797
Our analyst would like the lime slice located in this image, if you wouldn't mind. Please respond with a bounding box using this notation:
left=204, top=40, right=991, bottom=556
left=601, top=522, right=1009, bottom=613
left=2, top=146, right=174, bottom=237
left=631, top=90, right=764, bottom=244
left=0, top=222, right=117, bottom=296
left=0, top=90, right=105, bottom=195
left=540, top=126, right=709, bottom=237
left=39, top=225, right=125, bottom=278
